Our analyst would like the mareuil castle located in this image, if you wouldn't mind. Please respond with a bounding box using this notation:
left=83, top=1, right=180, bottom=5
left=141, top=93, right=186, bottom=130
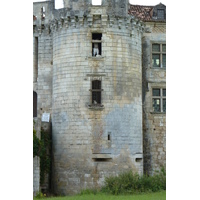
left=33, top=0, right=166, bottom=196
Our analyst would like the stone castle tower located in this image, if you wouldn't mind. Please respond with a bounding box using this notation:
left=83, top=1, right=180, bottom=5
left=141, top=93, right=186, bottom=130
left=33, top=0, right=166, bottom=196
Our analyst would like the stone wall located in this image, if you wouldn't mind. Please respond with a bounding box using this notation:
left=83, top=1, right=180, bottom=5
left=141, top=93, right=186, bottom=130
left=33, top=5, right=53, bottom=130
left=63, top=0, right=91, bottom=11
left=50, top=5, right=144, bottom=195
left=142, top=22, right=166, bottom=174
left=33, top=0, right=166, bottom=195
left=33, top=1, right=54, bottom=195
left=33, top=1, right=54, bottom=24
left=33, top=118, right=40, bottom=196
left=40, top=122, right=52, bottom=193
left=33, top=156, right=40, bottom=196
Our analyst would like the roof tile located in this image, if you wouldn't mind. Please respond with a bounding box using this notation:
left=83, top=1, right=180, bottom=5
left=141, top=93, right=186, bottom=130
left=128, top=4, right=166, bottom=22
left=128, top=5, right=153, bottom=21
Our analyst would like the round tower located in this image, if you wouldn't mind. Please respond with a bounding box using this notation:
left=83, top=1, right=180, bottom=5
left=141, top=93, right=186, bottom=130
left=51, top=0, right=144, bottom=195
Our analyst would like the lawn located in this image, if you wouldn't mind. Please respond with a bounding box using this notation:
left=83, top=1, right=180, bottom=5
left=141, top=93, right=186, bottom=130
left=34, top=191, right=166, bottom=200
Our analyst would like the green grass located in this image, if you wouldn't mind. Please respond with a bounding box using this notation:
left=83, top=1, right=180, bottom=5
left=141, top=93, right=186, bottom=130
left=34, top=190, right=166, bottom=200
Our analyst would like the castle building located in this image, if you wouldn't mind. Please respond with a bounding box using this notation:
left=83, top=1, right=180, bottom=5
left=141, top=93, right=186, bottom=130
left=33, top=0, right=166, bottom=195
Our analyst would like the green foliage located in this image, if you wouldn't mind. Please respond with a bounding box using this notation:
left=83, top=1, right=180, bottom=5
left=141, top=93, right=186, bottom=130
left=35, top=191, right=47, bottom=199
left=101, top=168, right=166, bottom=195
left=40, top=128, right=51, bottom=184
left=79, top=188, right=98, bottom=195
left=34, top=191, right=166, bottom=200
left=33, top=125, right=51, bottom=185
left=33, top=129, right=41, bottom=157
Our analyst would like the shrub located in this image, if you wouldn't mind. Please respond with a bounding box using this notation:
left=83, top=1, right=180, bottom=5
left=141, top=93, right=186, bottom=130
left=33, top=128, right=41, bottom=157
left=33, top=126, right=51, bottom=185
left=40, top=128, right=51, bottom=184
left=79, top=188, right=98, bottom=195
left=102, top=168, right=166, bottom=195
left=35, top=191, right=46, bottom=199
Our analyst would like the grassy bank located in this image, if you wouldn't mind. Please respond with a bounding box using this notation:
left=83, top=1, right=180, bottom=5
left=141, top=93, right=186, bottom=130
left=35, top=169, right=166, bottom=199
left=34, top=190, right=166, bottom=200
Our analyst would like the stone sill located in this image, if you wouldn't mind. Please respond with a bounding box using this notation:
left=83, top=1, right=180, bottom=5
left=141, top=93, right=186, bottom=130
left=150, top=112, right=166, bottom=114
left=87, top=56, right=105, bottom=60
left=87, top=104, right=104, bottom=110
left=150, top=67, right=166, bottom=70
left=92, top=154, right=112, bottom=159
left=91, top=5, right=104, bottom=7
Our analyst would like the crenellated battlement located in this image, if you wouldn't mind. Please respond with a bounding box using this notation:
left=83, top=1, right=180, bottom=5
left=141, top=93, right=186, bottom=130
left=33, top=0, right=145, bottom=35
left=33, top=9, right=145, bottom=35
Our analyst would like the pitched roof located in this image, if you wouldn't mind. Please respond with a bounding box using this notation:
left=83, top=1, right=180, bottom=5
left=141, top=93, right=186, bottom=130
left=128, top=3, right=166, bottom=22
left=128, top=5, right=153, bottom=21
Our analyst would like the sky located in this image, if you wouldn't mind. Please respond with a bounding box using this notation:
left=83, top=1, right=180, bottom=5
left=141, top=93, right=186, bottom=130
left=33, top=0, right=167, bottom=9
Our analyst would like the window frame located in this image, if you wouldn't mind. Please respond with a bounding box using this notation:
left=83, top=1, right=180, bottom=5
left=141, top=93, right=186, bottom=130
left=92, top=33, right=102, bottom=57
left=91, top=79, right=102, bottom=105
left=33, top=91, right=37, bottom=117
left=88, top=77, right=104, bottom=109
left=152, top=88, right=166, bottom=113
left=157, top=9, right=165, bottom=20
left=151, top=42, right=166, bottom=69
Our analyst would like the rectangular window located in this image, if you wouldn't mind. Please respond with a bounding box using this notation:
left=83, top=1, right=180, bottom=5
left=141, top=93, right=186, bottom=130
left=41, top=7, right=45, bottom=20
left=152, top=43, right=166, bottom=68
left=92, top=33, right=102, bottom=57
left=34, top=37, right=38, bottom=82
left=152, top=88, right=166, bottom=113
left=88, top=78, right=104, bottom=109
left=157, top=9, right=165, bottom=19
left=92, top=80, right=102, bottom=104
left=33, top=91, right=37, bottom=117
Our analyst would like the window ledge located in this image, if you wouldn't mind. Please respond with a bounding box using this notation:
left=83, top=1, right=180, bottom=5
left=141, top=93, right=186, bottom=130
left=150, top=67, right=166, bottom=70
left=150, top=112, right=166, bottom=114
left=87, top=104, right=104, bottom=110
left=92, top=154, right=112, bottom=159
left=87, top=56, right=105, bottom=60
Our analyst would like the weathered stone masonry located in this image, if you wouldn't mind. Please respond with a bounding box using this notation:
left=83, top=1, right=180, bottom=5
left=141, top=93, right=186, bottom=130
left=33, top=0, right=166, bottom=195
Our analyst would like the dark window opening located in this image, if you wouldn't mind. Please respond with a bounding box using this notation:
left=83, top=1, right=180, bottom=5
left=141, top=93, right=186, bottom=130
left=153, top=89, right=160, bottom=96
left=152, top=43, right=166, bottom=68
left=92, top=33, right=102, bottom=56
left=33, top=91, right=37, bottom=117
left=41, top=7, right=45, bottom=20
left=152, top=88, right=166, bottom=113
left=163, top=99, right=166, bottom=112
left=153, top=98, right=160, bottom=112
left=92, top=80, right=101, bottom=104
left=157, top=9, right=165, bottom=19
left=163, top=89, right=166, bottom=96
left=108, top=133, right=110, bottom=141
left=92, top=158, right=112, bottom=162
left=92, top=33, right=102, bottom=40
left=34, top=37, right=38, bottom=82
left=135, top=158, right=142, bottom=162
